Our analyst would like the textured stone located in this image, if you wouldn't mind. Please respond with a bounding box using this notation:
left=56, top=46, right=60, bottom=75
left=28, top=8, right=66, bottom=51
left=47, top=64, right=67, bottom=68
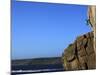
left=87, top=53, right=96, bottom=69
left=88, top=5, right=96, bottom=53
left=78, top=47, right=87, bottom=57
left=82, top=38, right=88, bottom=46
left=62, top=31, right=96, bottom=70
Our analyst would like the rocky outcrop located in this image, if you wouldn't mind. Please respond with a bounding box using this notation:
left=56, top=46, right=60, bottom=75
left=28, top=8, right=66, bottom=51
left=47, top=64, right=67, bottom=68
left=62, top=31, right=96, bottom=70
left=88, top=5, right=96, bottom=53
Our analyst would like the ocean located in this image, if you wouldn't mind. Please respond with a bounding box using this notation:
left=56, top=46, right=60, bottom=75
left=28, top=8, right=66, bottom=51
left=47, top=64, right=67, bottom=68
left=11, top=64, right=64, bottom=75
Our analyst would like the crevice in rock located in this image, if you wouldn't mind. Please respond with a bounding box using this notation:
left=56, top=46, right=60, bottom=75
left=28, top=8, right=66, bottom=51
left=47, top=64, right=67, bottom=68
left=84, top=40, right=88, bottom=49
left=84, top=41, right=88, bottom=55
left=84, top=35, right=87, bottom=38
left=67, top=56, right=76, bottom=62
left=84, top=63, right=88, bottom=69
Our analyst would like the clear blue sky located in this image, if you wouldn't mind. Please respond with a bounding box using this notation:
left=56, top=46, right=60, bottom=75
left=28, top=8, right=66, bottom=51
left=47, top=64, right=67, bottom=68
left=12, top=1, right=91, bottom=59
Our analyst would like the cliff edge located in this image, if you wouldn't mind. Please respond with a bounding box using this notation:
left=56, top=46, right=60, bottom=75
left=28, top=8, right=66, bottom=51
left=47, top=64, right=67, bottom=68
left=62, top=31, right=96, bottom=70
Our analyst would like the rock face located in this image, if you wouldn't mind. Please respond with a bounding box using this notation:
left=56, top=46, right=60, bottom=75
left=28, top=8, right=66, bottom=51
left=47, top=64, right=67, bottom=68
left=88, top=5, right=96, bottom=53
left=62, top=31, right=96, bottom=70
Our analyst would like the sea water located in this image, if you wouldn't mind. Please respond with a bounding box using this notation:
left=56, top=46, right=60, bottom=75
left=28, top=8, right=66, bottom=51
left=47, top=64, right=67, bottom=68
left=11, top=64, right=64, bottom=75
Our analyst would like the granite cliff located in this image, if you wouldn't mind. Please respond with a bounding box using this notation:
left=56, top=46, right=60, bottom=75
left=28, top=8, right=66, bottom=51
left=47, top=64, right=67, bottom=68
left=62, top=31, right=96, bottom=70
left=62, top=5, right=96, bottom=71
left=88, top=5, right=96, bottom=53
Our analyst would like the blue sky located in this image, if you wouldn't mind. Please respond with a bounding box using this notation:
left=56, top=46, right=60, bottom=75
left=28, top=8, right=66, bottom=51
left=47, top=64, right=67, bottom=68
left=12, top=1, right=91, bottom=59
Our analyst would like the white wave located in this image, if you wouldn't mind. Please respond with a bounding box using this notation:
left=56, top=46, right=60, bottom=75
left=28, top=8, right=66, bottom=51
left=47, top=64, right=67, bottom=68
left=12, top=69, right=59, bottom=73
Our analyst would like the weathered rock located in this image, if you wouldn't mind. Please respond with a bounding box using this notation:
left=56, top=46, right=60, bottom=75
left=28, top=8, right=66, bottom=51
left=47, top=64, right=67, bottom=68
left=62, top=31, right=96, bottom=71
left=78, top=46, right=87, bottom=57
left=88, top=5, right=96, bottom=53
